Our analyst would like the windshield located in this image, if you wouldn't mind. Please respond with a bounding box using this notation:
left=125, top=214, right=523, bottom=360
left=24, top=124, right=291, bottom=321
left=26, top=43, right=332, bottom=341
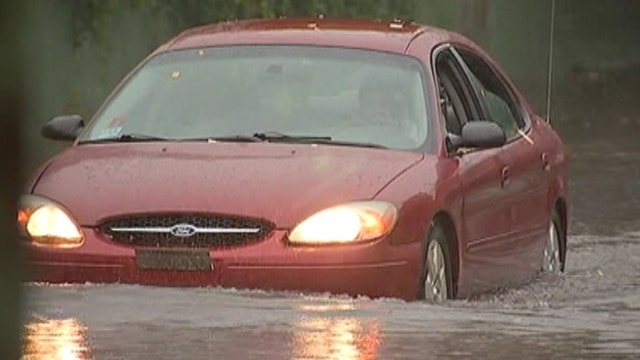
left=81, top=45, right=430, bottom=150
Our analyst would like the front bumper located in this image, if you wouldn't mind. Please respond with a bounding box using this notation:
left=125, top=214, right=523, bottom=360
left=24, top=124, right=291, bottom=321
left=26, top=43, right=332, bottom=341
left=23, top=228, right=422, bottom=300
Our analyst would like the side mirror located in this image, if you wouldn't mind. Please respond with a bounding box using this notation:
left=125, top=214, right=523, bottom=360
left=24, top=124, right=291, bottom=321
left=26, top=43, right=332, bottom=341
left=460, top=121, right=506, bottom=149
left=41, top=115, right=85, bottom=141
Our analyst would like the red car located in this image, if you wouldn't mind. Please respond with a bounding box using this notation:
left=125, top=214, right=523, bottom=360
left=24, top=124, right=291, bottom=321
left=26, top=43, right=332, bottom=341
left=19, top=18, right=569, bottom=302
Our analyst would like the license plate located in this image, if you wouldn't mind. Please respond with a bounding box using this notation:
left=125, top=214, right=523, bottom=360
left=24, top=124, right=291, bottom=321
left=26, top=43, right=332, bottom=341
left=136, top=249, right=213, bottom=271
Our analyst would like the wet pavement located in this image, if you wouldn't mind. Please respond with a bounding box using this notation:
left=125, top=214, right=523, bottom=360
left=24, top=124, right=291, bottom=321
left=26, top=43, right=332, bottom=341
left=20, top=131, right=640, bottom=359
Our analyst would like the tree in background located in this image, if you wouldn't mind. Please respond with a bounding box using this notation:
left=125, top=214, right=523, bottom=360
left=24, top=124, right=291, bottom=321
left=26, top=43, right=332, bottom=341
left=71, top=0, right=416, bottom=48
left=22, top=0, right=640, bottom=173
left=23, top=0, right=417, bottom=173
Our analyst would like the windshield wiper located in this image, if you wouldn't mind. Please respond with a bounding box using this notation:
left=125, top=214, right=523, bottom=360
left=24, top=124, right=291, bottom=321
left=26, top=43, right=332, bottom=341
left=307, top=139, right=387, bottom=149
left=79, top=133, right=168, bottom=144
left=195, top=135, right=263, bottom=143
left=180, top=132, right=331, bottom=143
left=81, top=134, right=262, bottom=144
left=81, top=132, right=385, bottom=149
left=253, top=132, right=385, bottom=148
left=252, top=132, right=332, bottom=142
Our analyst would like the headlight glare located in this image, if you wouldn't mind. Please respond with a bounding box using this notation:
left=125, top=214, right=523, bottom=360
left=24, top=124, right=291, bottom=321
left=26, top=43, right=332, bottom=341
left=18, top=195, right=84, bottom=248
left=288, top=201, right=397, bottom=245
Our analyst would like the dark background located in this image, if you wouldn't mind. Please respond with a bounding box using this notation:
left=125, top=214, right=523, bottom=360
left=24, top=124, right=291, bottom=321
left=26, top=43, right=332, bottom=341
left=1, top=1, right=24, bottom=359
left=20, top=0, right=640, bottom=173
left=3, top=0, right=640, bottom=357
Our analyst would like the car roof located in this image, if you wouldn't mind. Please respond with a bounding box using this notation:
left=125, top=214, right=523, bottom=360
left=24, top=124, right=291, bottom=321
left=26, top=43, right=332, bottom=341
left=157, top=17, right=465, bottom=55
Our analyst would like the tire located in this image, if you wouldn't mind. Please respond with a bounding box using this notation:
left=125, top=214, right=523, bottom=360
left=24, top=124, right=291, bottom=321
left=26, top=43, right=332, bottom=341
left=542, top=210, right=565, bottom=273
left=418, top=223, right=454, bottom=302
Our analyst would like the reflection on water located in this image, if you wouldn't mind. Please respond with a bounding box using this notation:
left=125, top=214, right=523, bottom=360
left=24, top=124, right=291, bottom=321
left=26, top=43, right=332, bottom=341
left=22, top=318, right=91, bottom=360
left=293, top=300, right=382, bottom=360
left=293, top=317, right=382, bottom=360
left=297, top=302, right=357, bottom=312
left=22, top=271, right=640, bottom=359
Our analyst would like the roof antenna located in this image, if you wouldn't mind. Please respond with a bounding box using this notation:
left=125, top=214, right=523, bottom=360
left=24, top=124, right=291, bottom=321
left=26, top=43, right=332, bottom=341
left=545, top=0, right=556, bottom=124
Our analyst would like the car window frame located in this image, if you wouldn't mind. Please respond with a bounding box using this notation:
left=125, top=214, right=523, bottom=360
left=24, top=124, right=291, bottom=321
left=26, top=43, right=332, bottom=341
left=432, top=44, right=490, bottom=155
left=77, top=44, right=436, bottom=153
left=450, top=45, right=532, bottom=139
left=431, top=44, right=473, bottom=124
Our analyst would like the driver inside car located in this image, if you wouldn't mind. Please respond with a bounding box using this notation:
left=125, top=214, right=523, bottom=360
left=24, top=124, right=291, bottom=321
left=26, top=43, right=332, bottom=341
left=353, top=76, right=420, bottom=145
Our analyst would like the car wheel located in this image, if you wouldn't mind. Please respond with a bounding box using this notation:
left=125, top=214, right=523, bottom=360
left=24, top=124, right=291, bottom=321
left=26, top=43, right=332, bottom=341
left=419, top=223, right=453, bottom=302
left=542, top=211, right=564, bottom=274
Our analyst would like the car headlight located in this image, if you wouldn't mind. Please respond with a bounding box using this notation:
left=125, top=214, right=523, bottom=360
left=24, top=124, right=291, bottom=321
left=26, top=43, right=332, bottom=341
left=17, top=195, right=84, bottom=248
left=288, top=201, right=398, bottom=245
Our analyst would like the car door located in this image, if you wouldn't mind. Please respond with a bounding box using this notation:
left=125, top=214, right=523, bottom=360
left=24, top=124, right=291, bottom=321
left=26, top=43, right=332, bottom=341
left=434, top=47, right=512, bottom=296
left=453, top=46, right=550, bottom=285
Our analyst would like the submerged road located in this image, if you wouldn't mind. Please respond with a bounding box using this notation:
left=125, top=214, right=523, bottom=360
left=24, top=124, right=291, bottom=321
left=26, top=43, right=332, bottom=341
left=21, top=231, right=640, bottom=359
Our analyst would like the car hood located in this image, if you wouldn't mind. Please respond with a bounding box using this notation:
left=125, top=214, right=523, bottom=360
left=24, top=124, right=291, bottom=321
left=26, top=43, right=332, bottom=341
left=32, top=142, right=424, bottom=227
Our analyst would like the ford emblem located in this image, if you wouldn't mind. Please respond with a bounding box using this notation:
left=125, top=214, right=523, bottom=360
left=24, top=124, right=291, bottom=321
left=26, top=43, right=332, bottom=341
left=170, top=223, right=197, bottom=237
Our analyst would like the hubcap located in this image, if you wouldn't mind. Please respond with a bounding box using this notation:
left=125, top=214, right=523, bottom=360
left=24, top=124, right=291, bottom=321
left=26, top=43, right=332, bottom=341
left=542, top=221, right=561, bottom=273
left=424, top=240, right=448, bottom=302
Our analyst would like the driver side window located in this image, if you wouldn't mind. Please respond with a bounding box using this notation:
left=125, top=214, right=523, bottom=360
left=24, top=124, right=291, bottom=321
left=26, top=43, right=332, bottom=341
left=435, top=48, right=486, bottom=153
left=434, top=49, right=479, bottom=137
left=455, top=48, right=524, bottom=140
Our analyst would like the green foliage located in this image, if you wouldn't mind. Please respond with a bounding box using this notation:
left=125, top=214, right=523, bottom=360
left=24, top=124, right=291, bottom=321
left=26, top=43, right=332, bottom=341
left=20, top=0, right=418, bottom=172
left=71, top=0, right=417, bottom=48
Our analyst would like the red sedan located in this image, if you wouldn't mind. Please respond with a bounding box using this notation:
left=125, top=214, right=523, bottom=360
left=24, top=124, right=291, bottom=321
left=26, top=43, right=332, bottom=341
left=19, top=18, right=569, bottom=302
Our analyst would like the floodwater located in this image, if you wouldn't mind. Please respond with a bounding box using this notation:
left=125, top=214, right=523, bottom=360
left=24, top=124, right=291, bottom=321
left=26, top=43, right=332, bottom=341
left=20, top=130, right=640, bottom=359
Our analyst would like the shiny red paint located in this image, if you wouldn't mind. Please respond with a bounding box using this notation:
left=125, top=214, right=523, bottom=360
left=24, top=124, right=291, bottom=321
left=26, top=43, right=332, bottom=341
left=31, top=143, right=424, bottom=228
left=23, top=18, right=569, bottom=301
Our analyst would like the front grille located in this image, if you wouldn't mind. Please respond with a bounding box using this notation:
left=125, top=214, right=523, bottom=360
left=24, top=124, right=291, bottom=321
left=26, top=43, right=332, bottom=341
left=100, top=214, right=274, bottom=248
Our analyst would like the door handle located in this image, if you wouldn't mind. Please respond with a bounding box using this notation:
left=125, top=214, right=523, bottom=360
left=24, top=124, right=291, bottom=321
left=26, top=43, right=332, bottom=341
left=501, top=166, right=511, bottom=187
left=541, top=152, right=551, bottom=172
